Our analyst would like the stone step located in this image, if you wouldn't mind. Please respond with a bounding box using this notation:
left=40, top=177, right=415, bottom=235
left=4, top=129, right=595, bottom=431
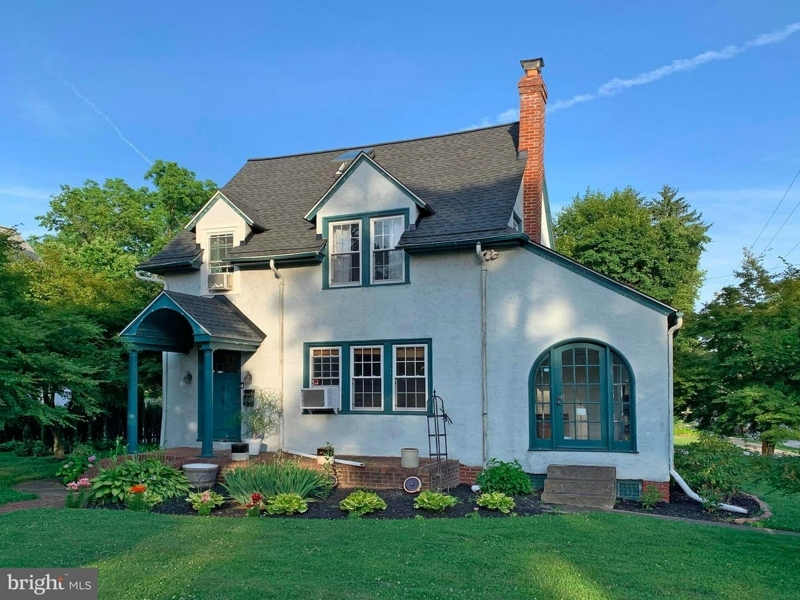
left=546, top=465, right=616, bottom=481
left=540, top=491, right=616, bottom=510
left=543, top=479, right=615, bottom=495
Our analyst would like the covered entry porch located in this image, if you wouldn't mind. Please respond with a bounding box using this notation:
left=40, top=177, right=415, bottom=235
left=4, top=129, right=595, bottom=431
left=120, top=290, right=265, bottom=457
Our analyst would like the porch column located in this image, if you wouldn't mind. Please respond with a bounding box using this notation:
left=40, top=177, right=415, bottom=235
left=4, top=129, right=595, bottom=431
left=127, top=350, right=138, bottom=454
left=200, top=347, right=214, bottom=458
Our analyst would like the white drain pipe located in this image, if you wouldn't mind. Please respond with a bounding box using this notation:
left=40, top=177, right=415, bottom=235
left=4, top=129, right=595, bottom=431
left=270, top=259, right=285, bottom=452
left=476, top=243, right=489, bottom=466
left=667, top=312, right=747, bottom=515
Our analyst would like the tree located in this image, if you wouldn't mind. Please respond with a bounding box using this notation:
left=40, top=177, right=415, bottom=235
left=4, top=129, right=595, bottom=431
left=554, top=185, right=710, bottom=313
left=681, top=251, right=800, bottom=454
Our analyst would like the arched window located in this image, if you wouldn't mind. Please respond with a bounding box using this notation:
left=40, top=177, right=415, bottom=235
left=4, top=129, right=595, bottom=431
left=530, top=341, right=635, bottom=452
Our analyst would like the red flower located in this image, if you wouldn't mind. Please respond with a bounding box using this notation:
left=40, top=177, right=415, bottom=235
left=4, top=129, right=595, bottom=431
left=250, top=493, right=263, bottom=503
left=130, top=484, right=147, bottom=494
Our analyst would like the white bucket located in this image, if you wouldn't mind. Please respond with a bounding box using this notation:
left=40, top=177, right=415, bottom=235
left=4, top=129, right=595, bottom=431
left=401, top=448, right=419, bottom=469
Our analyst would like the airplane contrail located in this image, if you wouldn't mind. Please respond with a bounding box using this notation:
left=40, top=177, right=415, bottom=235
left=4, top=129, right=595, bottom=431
left=549, top=21, right=800, bottom=112
left=45, top=64, right=152, bottom=165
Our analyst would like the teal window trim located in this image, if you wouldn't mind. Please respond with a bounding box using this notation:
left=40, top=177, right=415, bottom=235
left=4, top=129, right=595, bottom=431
left=528, top=338, right=637, bottom=453
left=322, top=209, right=411, bottom=289
left=303, top=338, right=432, bottom=415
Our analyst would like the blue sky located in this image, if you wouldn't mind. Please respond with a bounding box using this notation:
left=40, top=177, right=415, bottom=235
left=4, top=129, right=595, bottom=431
left=1, top=1, right=799, bottom=305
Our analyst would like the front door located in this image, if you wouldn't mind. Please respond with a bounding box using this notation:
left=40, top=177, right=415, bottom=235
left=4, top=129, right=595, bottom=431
left=551, top=344, right=607, bottom=449
left=213, top=350, right=241, bottom=441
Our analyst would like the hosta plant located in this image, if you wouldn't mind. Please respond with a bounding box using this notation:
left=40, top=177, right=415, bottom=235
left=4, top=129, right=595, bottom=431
left=266, top=492, right=308, bottom=515
left=413, top=491, right=458, bottom=513
left=476, top=491, right=515, bottom=513
left=91, top=458, right=189, bottom=504
left=187, top=490, right=225, bottom=516
left=339, top=490, right=387, bottom=517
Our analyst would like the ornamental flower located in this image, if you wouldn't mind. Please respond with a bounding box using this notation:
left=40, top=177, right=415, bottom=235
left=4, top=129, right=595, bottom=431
left=66, top=482, right=79, bottom=491
left=87, top=456, right=96, bottom=463
left=201, top=491, right=211, bottom=502
left=250, top=493, right=263, bottom=504
left=77, top=478, right=91, bottom=488
left=130, top=484, right=147, bottom=494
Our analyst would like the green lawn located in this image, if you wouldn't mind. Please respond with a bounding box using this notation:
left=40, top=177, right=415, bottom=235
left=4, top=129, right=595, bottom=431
left=1, top=509, right=798, bottom=600
left=0, top=453, right=60, bottom=506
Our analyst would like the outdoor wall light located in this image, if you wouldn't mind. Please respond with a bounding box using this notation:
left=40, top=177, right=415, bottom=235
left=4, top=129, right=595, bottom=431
left=183, top=371, right=193, bottom=385
left=243, top=371, right=253, bottom=386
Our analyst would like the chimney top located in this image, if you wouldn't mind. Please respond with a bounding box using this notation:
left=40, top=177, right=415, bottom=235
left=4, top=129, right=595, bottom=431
left=520, top=58, right=545, bottom=73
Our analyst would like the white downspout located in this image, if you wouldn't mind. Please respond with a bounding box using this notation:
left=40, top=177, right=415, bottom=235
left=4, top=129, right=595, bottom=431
left=476, top=243, right=489, bottom=466
left=135, top=270, right=169, bottom=448
left=667, top=311, right=747, bottom=514
left=270, top=259, right=285, bottom=451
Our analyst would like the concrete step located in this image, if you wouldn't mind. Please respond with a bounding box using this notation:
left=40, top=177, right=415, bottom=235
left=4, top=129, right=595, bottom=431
left=543, top=479, right=615, bottom=495
left=547, top=465, right=616, bottom=481
left=540, top=491, right=616, bottom=510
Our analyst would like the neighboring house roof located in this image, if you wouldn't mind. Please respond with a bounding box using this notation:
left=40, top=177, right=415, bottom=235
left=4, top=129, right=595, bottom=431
left=0, top=226, right=40, bottom=261
left=141, top=123, right=525, bottom=267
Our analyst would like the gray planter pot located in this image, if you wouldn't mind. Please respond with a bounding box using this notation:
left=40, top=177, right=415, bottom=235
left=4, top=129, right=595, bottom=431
left=182, top=463, right=219, bottom=490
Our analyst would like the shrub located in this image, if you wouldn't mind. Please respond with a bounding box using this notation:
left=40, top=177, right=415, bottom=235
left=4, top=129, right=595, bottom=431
left=639, top=485, right=662, bottom=510
left=0, top=440, right=21, bottom=453
left=91, top=458, right=189, bottom=504
left=56, top=447, right=98, bottom=485
left=674, top=433, right=749, bottom=507
left=755, top=455, right=800, bottom=494
left=475, top=459, right=533, bottom=495
left=476, top=491, right=515, bottom=513
left=413, top=491, right=457, bottom=513
left=266, top=492, right=308, bottom=515
left=339, top=490, right=387, bottom=516
left=222, top=459, right=332, bottom=505
left=187, top=490, right=225, bottom=516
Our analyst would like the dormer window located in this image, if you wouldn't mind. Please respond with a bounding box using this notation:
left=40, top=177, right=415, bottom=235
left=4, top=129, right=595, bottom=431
left=371, top=215, right=404, bottom=283
left=209, top=234, right=234, bottom=274
left=330, top=222, right=361, bottom=286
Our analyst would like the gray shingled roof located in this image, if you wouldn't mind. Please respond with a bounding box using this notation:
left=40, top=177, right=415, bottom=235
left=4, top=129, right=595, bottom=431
left=141, top=123, right=525, bottom=269
left=165, top=291, right=264, bottom=342
left=138, top=230, right=202, bottom=271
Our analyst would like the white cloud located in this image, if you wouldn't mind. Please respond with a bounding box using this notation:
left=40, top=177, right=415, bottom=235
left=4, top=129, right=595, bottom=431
left=464, top=107, right=520, bottom=130
left=549, top=21, right=800, bottom=113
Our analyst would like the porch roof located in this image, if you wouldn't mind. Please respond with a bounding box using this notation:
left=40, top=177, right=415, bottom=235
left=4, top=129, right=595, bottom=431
left=120, top=290, right=265, bottom=352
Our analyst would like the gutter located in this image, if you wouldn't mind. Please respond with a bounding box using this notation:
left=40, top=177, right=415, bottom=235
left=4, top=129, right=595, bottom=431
left=476, top=243, right=489, bottom=466
left=401, top=233, right=527, bottom=254
left=270, top=259, right=285, bottom=452
left=666, top=312, right=747, bottom=515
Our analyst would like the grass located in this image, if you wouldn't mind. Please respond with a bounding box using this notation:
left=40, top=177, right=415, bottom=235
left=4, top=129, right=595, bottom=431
left=0, top=452, right=60, bottom=506
left=0, top=509, right=798, bottom=599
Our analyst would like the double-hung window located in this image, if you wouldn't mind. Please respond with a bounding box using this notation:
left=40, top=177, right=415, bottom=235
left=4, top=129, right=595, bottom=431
left=352, top=346, right=383, bottom=409
left=371, top=215, right=404, bottom=284
left=393, top=345, right=427, bottom=410
left=310, top=348, right=340, bottom=388
left=329, top=221, right=361, bottom=286
left=209, top=233, right=234, bottom=273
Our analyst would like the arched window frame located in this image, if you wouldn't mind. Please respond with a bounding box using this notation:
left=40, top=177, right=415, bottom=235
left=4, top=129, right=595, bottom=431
left=528, top=339, right=637, bottom=453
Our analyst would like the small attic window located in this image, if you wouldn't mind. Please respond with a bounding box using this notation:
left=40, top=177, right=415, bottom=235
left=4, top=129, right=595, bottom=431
left=333, top=148, right=374, bottom=162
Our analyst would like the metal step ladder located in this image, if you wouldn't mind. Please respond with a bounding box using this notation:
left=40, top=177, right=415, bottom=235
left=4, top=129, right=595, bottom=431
left=427, top=390, right=452, bottom=491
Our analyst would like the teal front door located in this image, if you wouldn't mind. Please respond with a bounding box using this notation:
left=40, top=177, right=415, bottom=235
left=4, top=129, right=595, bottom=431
left=213, top=350, right=241, bottom=441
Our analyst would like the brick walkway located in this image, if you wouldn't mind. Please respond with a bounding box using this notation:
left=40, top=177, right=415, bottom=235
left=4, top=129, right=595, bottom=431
left=0, top=478, right=66, bottom=515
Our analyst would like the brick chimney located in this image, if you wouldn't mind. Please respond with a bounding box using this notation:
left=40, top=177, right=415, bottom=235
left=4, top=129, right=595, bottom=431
left=518, top=58, right=547, bottom=243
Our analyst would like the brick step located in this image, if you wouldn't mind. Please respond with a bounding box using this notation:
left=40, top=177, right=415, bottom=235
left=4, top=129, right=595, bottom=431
left=540, top=491, right=616, bottom=509
left=546, top=465, right=616, bottom=481
left=543, top=479, right=615, bottom=495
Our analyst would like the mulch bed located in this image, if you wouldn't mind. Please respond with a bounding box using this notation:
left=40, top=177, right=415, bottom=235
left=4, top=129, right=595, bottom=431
left=614, top=482, right=762, bottom=522
left=88, top=481, right=762, bottom=523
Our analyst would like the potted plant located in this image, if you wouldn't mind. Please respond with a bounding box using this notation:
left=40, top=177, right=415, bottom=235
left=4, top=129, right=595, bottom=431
left=316, top=441, right=335, bottom=466
left=239, top=388, right=283, bottom=456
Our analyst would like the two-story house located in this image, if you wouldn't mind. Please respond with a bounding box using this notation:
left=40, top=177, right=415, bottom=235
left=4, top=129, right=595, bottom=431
left=122, top=59, right=680, bottom=499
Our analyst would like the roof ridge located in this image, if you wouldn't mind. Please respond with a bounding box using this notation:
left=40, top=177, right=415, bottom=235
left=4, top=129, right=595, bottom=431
left=245, top=122, right=519, bottom=163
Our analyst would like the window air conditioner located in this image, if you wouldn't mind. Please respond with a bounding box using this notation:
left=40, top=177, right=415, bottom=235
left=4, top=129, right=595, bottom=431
left=208, top=273, right=232, bottom=291
left=301, top=387, right=340, bottom=413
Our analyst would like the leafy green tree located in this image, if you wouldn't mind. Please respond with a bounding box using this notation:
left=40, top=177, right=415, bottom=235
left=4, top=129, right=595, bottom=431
left=554, top=185, right=710, bottom=313
left=682, top=252, right=800, bottom=454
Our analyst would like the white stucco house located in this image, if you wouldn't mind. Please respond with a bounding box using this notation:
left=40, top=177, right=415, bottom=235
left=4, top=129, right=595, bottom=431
left=121, top=58, right=679, bottom=498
